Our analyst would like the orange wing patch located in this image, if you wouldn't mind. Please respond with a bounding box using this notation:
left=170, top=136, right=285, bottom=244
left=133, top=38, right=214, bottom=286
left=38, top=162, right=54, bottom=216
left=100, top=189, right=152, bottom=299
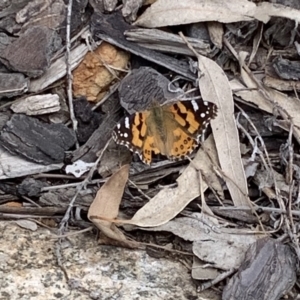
left=170, top=102, right=201, bottom=135
left=169, top=127, right=197, bottom=160
left=131, top=112, right=148, bottom=149
left=141, top=135, right=160, bottom=164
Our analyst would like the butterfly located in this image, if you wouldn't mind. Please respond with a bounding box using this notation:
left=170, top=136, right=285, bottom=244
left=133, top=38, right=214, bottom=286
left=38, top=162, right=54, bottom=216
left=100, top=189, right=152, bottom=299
left=112, top=100, right=218, bottom=165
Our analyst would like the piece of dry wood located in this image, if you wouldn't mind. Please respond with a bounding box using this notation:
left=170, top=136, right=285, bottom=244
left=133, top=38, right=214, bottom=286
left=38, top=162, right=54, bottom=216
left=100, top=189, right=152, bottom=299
left=0, top=205, right=66, bottom=216
left=263, top=75, right=300, bottom=91
left=11, top=94, right=60, bottom=115
left=0, top=73, right=28, bottom=99
left=29, top=43, right=88, bottom=92
left=71, top=93, right=121, bottom=163
left=0, top=147, right=63, bottom=180
left=90, top=11, right=197, bottom=81
left=222, top=238, right=297, bottom=300
left=125, top=28, right=212, bottom=57
left=0, top=114, right=76, bottom=165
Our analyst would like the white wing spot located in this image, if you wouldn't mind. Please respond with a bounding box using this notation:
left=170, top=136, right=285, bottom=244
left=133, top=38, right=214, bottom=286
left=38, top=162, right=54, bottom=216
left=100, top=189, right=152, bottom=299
left=206, top=111, right=209, bottom=114
left=124, top=117, right=130, bottom=129
left=204, top=101, right=208, bottom=106
left=200, top=113, right=206, bottom=118
left=191, top=100, right=199, bottom=112
left=117, top=123, right=121, bottom=129
left=123, top=132, right=128, bottom=138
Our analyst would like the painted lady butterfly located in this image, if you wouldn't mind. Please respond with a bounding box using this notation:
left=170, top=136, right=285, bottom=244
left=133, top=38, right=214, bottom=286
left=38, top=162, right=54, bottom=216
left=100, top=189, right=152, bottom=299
left=112, top=100, right=218, bottom=165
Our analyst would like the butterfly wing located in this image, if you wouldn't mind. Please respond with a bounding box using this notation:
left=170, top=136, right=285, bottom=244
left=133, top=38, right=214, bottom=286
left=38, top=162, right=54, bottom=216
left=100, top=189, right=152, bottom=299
left=113, top=111, right=160, bottom=164
left=166, top=100, right=217, bottom=160
left=113, top=99, right=217, bottom=164
left=169, top=100, right=217, bottom=140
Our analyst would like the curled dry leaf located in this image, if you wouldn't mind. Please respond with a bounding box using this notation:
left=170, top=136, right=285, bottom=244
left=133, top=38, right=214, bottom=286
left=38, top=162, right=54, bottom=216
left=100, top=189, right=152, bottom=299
left=197, top=54, right=249, bottom=207
left=88, top=164, right=138, bottom=246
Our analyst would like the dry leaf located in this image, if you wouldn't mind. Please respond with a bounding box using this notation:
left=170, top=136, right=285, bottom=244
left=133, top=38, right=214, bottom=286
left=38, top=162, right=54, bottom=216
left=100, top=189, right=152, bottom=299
left=134, top=0, right=300, bottom=28
left=255, top=2, right=300, bottom=23
left=117, top=137, right=219, bottom=228
left=197, top=54, right=249, bottom=207
left=207, top=21, right=224, bottom=49
left=88, top=164, right=130, bottom=242
left=134, top=0, right=256, bottom=27
left=136, top=213, right=262, bottom=271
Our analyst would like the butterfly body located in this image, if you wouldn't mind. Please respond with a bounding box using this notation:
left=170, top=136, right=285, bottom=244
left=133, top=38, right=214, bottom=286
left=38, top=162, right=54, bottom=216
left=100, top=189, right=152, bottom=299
left=113, top=100, right=217, bottom=165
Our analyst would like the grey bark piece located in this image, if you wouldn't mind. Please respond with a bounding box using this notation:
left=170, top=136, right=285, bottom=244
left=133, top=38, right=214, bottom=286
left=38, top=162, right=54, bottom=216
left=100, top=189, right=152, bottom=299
left=71, top=93, right=122, bottom=163
left=222, top=238, right=297, bottom=300
left=0, top=32, right=15, bottom=52
left=273, top=56, right=300, bottom=80
left=0, top=146, right=63, bottom=179
left=29, top=42, right=88, bottom=92
left=125, top=28, right=213, bottom=57
left=0, top=26, right=62, bottom=77
left=0, top=72, right=28, bottom=99
left=0, top=15, right=22, bottom=34
left=0, top=0, right=29, bottom=18
left=90, top=11, right=197, bottom=81
left=0, top=114, right=76, bottom=164
left=73, top=97, right=103, bottom=144
left=118, top=67, right=184, bottom=114
left=16, top=0, right=66, bottom=34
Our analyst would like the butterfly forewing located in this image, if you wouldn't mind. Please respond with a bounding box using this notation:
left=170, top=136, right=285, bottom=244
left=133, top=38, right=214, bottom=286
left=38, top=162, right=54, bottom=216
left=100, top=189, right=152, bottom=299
left=169, top=100, right=217, bottom=140
left=113, top=111, right=151, bottom=163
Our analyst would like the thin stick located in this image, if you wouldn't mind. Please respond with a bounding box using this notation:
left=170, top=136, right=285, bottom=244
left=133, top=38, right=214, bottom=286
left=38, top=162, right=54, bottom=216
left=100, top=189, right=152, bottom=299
left=65, top=0, right=78, bottom=148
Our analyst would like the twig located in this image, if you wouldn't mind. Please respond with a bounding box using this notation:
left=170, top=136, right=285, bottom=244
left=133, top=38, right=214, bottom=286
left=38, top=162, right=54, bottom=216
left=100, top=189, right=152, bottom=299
left=128, top=179, right=151, bottom=201
left=41, top=178, right=107, bottom=192
left=51, top=226, right=94, bottom=239
left=65, top=0, right=79, bottom=149
left=218, top=205, right=300, bottom=217
left=197, top=268, right=236, bottom=292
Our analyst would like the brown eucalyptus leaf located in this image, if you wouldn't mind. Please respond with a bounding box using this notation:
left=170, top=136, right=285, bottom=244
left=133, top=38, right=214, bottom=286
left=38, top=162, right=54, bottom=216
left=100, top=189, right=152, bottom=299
left=88, top=164, right=130, bottom=242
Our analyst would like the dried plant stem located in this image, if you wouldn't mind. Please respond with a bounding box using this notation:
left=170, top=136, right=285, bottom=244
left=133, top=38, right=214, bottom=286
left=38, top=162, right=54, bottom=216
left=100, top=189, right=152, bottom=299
left=66, top=0, right=78, bottom=148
